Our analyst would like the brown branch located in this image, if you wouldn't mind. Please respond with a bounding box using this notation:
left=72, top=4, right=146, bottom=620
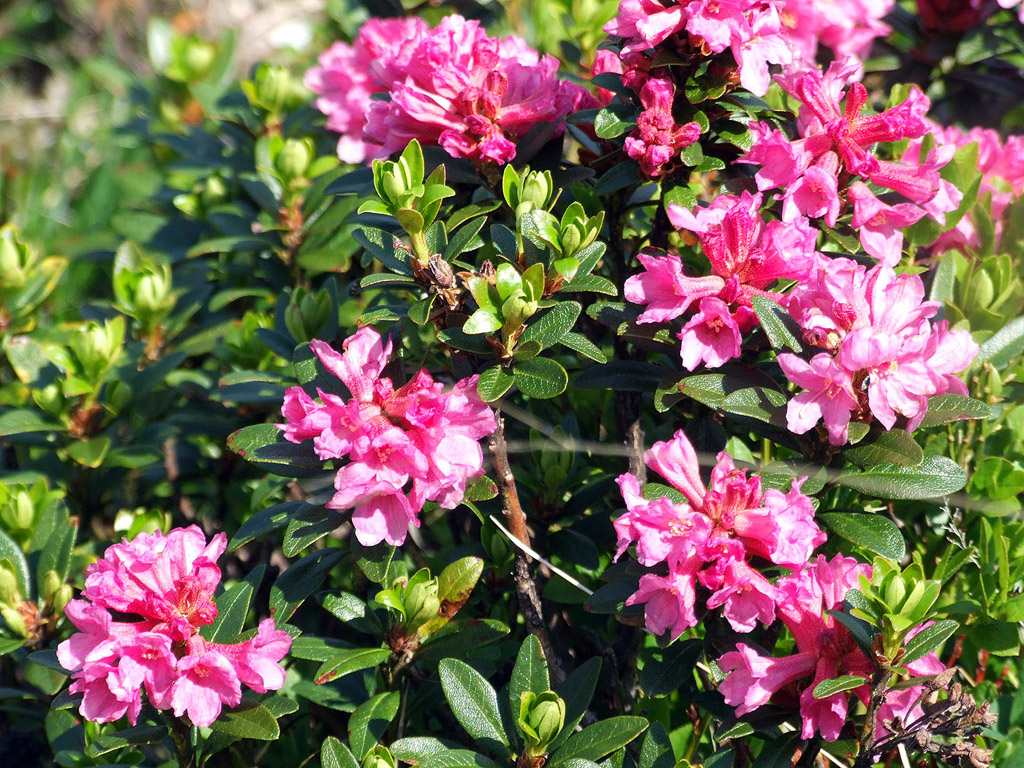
left=488, top=411, right=563, bottom=684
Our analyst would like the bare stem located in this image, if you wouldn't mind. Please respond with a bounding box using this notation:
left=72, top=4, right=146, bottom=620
left=488, top=411, right=563, bottom=684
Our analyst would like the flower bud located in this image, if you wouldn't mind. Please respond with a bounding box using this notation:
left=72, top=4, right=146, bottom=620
left=275, top=138, right=316, bottom=183
left=519, top=690, right=566, bottom=756
left=1, top=489, right=35, bottom=531
left=361, top=746, right=396, bottom=768
left=0, top=564, right=22, bottom=607
left=0, top=605, right=28, bottom=638
left=251, top=64, right=293, bottom=113
left=167, top=37, right=217, bottom=83
left=0, top=225, right=37, bottom=296
left=285, top=287, right=333, bottom=343
left=72, top=317, right=125, bottom=383
left=41, top=569, right=62, bottom=608
left=404, top=575, right=440, bottom=634
left=51, top=584, right=73, bottom=617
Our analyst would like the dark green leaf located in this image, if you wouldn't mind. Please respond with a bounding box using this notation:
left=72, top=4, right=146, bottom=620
left=595, top=161, right=640, bottom=196
left=269, top=548, right=345, bottom=623
left=445, top=217, right=488, bottom=260
left=902, top=619, right=959, bottom=665
left=392, top=737, right=462, bottom=765
left=751, top=296, right=803, bottom=353
left=315, top=648, right=392, bottom=685
left=227, top=423, right=324, bottom=478
left=574, top=361, right=667, bottom=391
left=559, top=332, right=607, bottom=362
left=640, top=640, right=702, bottom=697
left=419, top=750, right=505, bottom=768
left=320, top=592, right=383, bottom=635
left=322, top=737, right=360, bottom=768
left=0, top=408, right=61, bottom=437
left=509, top=635, right=550, bottom=718
left=349, top=691, right=401, bottom=759
left=548, top=716, right=648, bottom=766
left=843, top=430, right=924, bottom=467
left=819, top=513, right=906, bottom=560
left=811, top=675, right=869, bottom=699
left=415, top=618, right=510, bottom=667
left=85, top=726, right=166, bottom=758
left=477, top=366, right=516, bottom=402
left=919, top=395, right=992, bottom=428
left=514, top=357, right=568, bottom=399
left=283, top=507, right=346, bottom=557
left=438, top=658, right=511, bottom=757
left=409, top=295, right=437, bottom=326
left=230, top=501, right=307, bottom=550
left=204, top=564, right=265, bottom=643
left=208, top=702, right=280, bottom=740
left=521, top=302, right=581, bottom=351
left=637, top=722, right=674, bottom=768
left=352, top=540, right=396, bottom=584
left=836, top=456, right=968, bottom=500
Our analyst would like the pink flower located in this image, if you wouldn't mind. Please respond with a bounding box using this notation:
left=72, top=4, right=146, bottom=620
left=603, top=0, right=688, bottom=53
left=719, top=643, right=817, bottom=714
left=624, top=77, right=702, bottom=178
left=616, top=431, right=825, bottom=638
left=778, top=353, right=859, bottom=445
left=58, top=526, right=292, bottom=728
left=280, top=326, right=496, bottom=546
left=678, top=297, right=743, bottom=370
left=848, top=182, right=927, bottom=266
left=623, top=249, right=725, bottom=323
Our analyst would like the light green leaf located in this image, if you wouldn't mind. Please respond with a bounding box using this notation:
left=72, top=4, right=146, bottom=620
left=438, top=658, right=511, bottom=757
left=513, top=358, right=568, bottom=399
left=548, top=716, right=648, bottom=766
left=349, top=692, right=401, bottom=759
left=811, top=675, right=869, bottom=699
left=902, top=620, right=959, bottom=665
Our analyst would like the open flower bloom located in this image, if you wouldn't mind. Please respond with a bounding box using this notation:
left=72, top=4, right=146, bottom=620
left=780, top=257, right=978, bottom=444
left=280, top=326, right=497, bottom=546
left=625, top=192, right=815, bottom=370
left=57, top=526, right=292, bottom=728
left=307, top=15, right=592, bottom=165
left=616, top=430, right=825, bottom=637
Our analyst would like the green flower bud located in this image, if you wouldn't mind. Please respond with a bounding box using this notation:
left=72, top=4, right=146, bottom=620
left=1, top=489, right=35, bottom=530
left=1, top=605, right=28, bottom=638
left=285, top=287, right=333, bottom=343
left=51, top=584, right=73, bottom=617
left=167, top=37, right=216, bottom=83
left=72, top=317, right=125, bottom=383
left=0, top=225, right=37, bottom=296
left=200, top=175, right=229, bottom=208
left=115, top=260, right=175, bottom=330
left=404, top=575, right=440, bottom=634
left=361, top=746, right=396, bottom=768
left=275, top=138, right=316, bottom=183
left=251, top=64, right=293, bottom=113
left=0, top=564, right=22, bottom=607
left=42, top=570, right=62, bottom=608
left=519, top=690, right=566, bottom=756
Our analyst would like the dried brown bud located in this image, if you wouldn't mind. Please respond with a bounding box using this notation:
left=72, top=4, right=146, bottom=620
left=478, top=260, right=496, bottom=283
left=427, top=255, right=455, bottom=288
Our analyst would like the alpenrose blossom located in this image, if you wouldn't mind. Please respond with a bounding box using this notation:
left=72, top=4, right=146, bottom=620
left=279, top=326, right=497, bottom=546
left=57, top=526, right=291, bottom=728
left=615, top=430, right=825, bottom=637
left=625, top=191, right=815, bottom=370
left=778, top=256, right=979, bottom=444
left=719, top=555, right=947, bottom=741
left=306, top=15, right=592, bottom=165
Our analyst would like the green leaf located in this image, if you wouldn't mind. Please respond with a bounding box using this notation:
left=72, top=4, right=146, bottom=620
left=811, top=675, right=869, bottom=699
left=919, top=394, right=992, bottom=428
left=836, top=456, right=968, bottom=500
left=559, top=332, right=606, bottom=362
left=419, top=750, right=505, bottom=768
left=509, top=635, right=551, bottom=719
left=352, top=540, right=396, bottom=584
left=595, top=161, right=640, bottom=196
left=973, top=618, right=1020, bottom=656
left=438, top=557, right=484, bottom=609
left=204, top=564, right=265, bottom=643
left=415, top=618, right=511, bottom=667
left=85, top=725, right=166, bottom=758
left=438, top=658, right=511, bottom=757
left=902, top=619, right=959, bottom=665
left=185, top=235, right=272, bottom=258
left=521, top=302, right=581, bottom=351
left=547, top=658, right=601, bottom=751
left=392, top=737, right=462, bottom=764
left=315, top=648, right=392, bottom=685
left=719, top=387, right=787, bottom=427
left=819, top=513, right=906, bottom=560
left=640, top=640, right=702, bottom=697
left=477, top=366, right=516, bottom=402
left=227, top=423, right=324, bottom=478
left=320, top=591, right=383, bottom=635
left=637, top=722, right=674, bottom=768
left=0, top=408, right=61, bottom=437
left=209, top=702, right=280, bottom=740
left=843, top=430, right=924, bottom=467
left=978, top=316, right=1024, bottom=369
left=444, top=217, right=488, bottom=260
left=283, top=507, right=346, bottom=556
left=930, top=254, right=956, bottom=304
left=322, top=737, right=360, bottom=768
left=66, top=436, right=112, bottom=468
left=594, top=104, right=637, bottom=139
left=408, top=295, right=437, bottom=326
left=548, top=717, right=648, bottom=766
left=230, top=501, right=307, bottom=550
left=464, top=309, right=503, bottom=336
left=0, top=528, right=30, bottom=596
left=269, top=548, right=345, bottom=623
left=349, top=691, right=401, bottom=759
left=514, top=357, right=568, bottom=399
left=751, top=296, right=803, bottom=352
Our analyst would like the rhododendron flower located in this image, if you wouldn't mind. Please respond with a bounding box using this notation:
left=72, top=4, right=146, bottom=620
left=57, top=526, right=291, bottom=728
left=279, top=326, right=497, bottom=546
left=781, top=258, right=978, bottom=443
left=623, top=77, right=702, bottom=178
left=307, top=15, right=591, bottom=165
left=616, top=430, right=825, bottom=637
left=625, top=192, right=815, bottom=370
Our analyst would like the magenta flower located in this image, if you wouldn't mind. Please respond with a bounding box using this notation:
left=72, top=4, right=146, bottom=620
left=848, top=182, right=926, bottom=266
left=57, top=526, right=292, bottom=728
left=678, top=297, right=744, bottom=370
left=778, top=353, right=859, bottom=444
left=616, top=431, right=825, bottom=637
left=623, top=249, right=725, bottom=323
left=623, top=77, right=702, bottom=178
left=280, top=326, right=496, bottom=546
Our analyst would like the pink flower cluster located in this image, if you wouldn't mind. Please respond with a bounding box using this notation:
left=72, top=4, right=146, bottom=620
left=603, top=0, right=795, bottom=95
left=280, top=327, right=496, bottom=547
left=305, top=15, right=592, bottom=165
left=908, top=124, right=1024, bottom=255
left=627, top=77, right=702, bottom=178
left=624, top=191, right=815, bottom=369
left=778, top=257, right=978, bottom=444
left=719, top=555, right=945, bottom=741
left=774, top=0, right=893, bottom=69
left=742, top=62, right=962, bottom=266
left=615, top=430, right=825, bottom=638
left=57, top=526, right=291, bottom=728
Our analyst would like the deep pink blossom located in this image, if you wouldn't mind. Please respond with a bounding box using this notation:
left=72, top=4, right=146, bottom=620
left=58, top=526, right=291, bottom=728
left=678, top=297, right=744, bottom=370
left=624, top=77, right=702, bottom=178
left=280, top=326, right=496, bottom=546
left=616, top=431, right=824, bottom=637
left=848, top=182, right=927, bottom=266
